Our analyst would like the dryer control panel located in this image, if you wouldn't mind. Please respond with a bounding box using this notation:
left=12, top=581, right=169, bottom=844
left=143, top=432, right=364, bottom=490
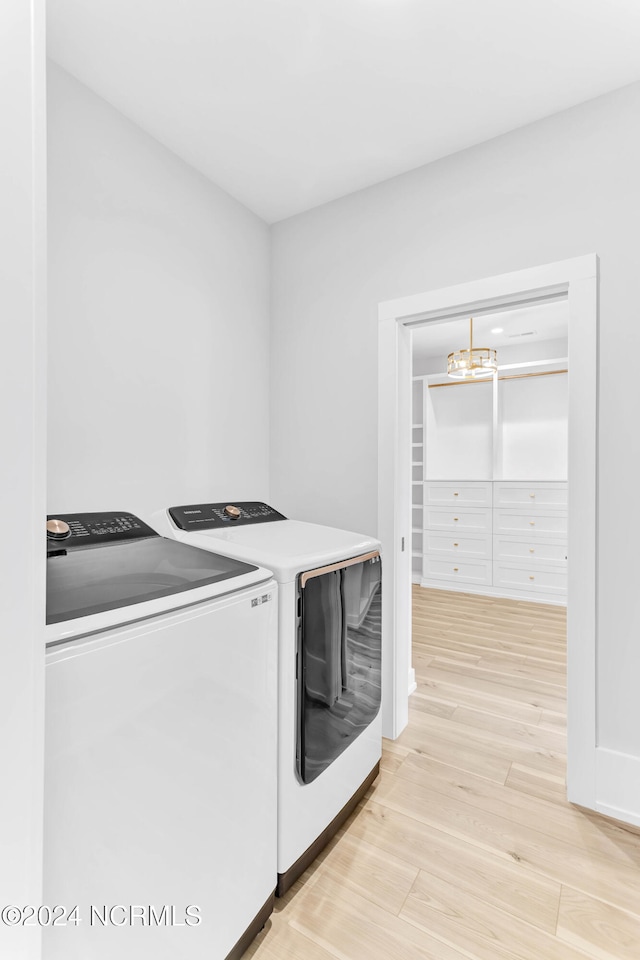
left=169, top=501, right=286, bottom=531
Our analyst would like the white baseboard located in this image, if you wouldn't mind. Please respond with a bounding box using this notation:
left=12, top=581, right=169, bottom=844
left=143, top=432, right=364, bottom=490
left=408, top=667, right=417, bottom=695
left=593, top=747, right=640, bottom=828
left=419, top=577, right=566, bottom=606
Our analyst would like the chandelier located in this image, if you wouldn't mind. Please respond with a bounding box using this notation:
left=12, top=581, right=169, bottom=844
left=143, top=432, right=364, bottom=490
left=447, top=317, right=498, bottom=379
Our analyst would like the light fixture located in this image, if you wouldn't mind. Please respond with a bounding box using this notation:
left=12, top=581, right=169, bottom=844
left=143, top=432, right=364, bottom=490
left=447, top=317, right=498, bottom=380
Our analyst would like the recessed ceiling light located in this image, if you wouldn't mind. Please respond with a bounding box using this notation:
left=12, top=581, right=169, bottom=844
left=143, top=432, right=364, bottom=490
left=491, top=327, right=504, bottom=334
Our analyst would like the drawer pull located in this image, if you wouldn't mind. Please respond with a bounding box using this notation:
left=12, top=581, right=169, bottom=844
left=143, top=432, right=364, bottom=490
left=454, top=517, right=459, bottom=521
left=529, top=521, right=535, bottom=526
left=453, top=567, right=459, bottom=572
left=454, top=492, right=459, bottom=496
left=453, top=542, right=459, bottom=547
left=530, top=493, right=536, bottom=498
left=529, top=576, right=535, bottom=580
left=529, top=548, right=535, bottom=553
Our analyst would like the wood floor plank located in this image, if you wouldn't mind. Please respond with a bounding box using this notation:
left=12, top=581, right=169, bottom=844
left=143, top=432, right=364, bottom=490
left=395, top=709, right=513, bottom=782
left=416, top=631, right=567, bottom=666
left=414, top=607, right=563, bottom=631
left=381, top=737, right=412, bottom=760
left=539, top=708, right=568, bottom=730
left=344, top=801, right=561, bottom=933
left=245, top=919, right=338, bottom=960
left=401, top=870, right=593, bottom=960
left=420, top=663, right=567, bottom=714
left=379, top=750, right=405, bottom=775
left=404, top=705, right=566, bottom=777
left=557, top=886, right=640, bottom=960
left=414, top=641, right=481, bottom=663
left=413, top=676, right=545, bottom=724
left=290, top=873, right=471, bottom=960
left=392, top=751, right=640, bottom=871
left=372, top=772, right=640, bottom=916
left=477, top=653, right=566, bottom=681
left=408, top=692, right=457, bottom=719
left=313, top=831, right=419, bottom=915
left=450, top=704, right=566, bottom=754
left=414, top=618, right=564, bottom=649
left=506, top=762, right=567, bottom=805
left=429, top=656, right=566, bottom=698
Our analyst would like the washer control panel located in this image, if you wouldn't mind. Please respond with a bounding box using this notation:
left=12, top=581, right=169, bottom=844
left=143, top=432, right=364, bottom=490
left=46, top=512, right=158, bottom=550
left=169, top=501, right=286, bottom=531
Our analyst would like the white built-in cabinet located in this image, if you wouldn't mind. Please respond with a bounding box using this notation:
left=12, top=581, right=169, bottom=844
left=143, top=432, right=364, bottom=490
left=412, top=359, right=568, bottom=604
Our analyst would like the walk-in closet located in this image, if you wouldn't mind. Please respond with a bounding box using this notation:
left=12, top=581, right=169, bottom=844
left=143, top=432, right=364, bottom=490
left=412, top=301, right=568, bottom=605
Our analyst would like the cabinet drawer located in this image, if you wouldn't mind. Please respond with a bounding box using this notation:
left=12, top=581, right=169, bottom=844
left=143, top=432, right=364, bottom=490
left=425, top=507, right=492, bottom=534
left=493, top=562, right=567, bottom=596
left=425, top=531, right=492, bottom=560
left=423, top=557, right=492, bottom=586
left=493, top=482, right=567, bottom=511
left=425, top=481, right=492, bottom=508
left=493, top=510, right=567, bottom=538
left=493, top=536, right=567, bottom=566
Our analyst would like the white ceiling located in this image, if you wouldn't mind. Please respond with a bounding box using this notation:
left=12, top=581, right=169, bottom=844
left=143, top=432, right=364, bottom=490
left=412, top=300, right=569, bottom=365
left=47, top=0, right=640, bottom=223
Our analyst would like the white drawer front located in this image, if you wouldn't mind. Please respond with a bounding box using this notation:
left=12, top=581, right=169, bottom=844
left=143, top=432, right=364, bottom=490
left=493, top=510, right=568, bottom=538
left=493, top=536, right=567, bottom=566
left=425, top=531, right=492, bottom=560
left=424, top=557, right=492, bottom=585
left=493, top=562, right=567, bottom=596
left=493, top=482, right=567, bottom=511
left=425, top=507, right=492, bottom=534
left=425, top=481, right=492, bottom=508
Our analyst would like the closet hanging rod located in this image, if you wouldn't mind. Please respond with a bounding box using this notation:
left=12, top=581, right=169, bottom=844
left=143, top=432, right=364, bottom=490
left=428, top=369, right=567, bottom=389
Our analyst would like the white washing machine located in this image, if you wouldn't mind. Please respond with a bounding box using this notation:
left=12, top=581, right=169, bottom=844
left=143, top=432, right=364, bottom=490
left=152, top=501, right=382, bottom=895
left=44, top=511, right=278, bottom=960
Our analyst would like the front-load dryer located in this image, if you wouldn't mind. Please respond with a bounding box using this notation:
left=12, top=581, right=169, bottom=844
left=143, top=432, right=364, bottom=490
left=152, top=501, right=382, bottom=895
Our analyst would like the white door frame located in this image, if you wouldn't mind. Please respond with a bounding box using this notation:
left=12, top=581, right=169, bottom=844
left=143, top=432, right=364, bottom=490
left=378, top=255, right=598, bottom=812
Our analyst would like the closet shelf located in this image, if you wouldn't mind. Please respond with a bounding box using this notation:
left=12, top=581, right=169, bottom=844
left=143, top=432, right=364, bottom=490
left=412, top=364, right=567, bottom=603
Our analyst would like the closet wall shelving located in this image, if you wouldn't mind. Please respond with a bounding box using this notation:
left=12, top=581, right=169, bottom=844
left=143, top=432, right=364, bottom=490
left=412, top=355, right=568, bottom=604
left=412, top=377, right=426, bottom=582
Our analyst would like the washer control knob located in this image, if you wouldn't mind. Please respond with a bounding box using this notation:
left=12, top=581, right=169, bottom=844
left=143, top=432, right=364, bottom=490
left=46, top=519, right=71, bottom=540
left=224, top=505, right=241, bottom=520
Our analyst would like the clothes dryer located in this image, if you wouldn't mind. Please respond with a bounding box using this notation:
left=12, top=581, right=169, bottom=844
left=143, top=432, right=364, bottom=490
left=152, top=501, right=381, bottom=895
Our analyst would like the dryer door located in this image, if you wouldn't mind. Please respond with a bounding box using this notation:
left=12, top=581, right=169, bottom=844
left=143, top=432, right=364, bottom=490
left=297, top=552, right=382, bottom=784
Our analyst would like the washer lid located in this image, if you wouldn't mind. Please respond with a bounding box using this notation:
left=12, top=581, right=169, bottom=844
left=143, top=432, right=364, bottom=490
left=47, top=536, right=263, bottom=626
left=156, top=510, right=380, bottom=582
left=45, top=511, right=269, bottom=638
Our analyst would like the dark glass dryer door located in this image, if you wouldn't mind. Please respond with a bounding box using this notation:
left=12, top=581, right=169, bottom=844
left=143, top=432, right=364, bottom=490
left=297, top=551, right=382, bottom=784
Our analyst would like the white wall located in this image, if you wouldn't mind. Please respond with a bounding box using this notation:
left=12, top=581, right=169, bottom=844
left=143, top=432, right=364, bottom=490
left=0, top=2, right=46, bottom=958
left=270, top=83, right=640, bottom=796
left=47, top=64, right=271, bottom=519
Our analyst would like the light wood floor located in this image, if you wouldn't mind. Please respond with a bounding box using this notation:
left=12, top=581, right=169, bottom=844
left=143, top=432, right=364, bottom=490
left=246, top=587, right=640, bottom=960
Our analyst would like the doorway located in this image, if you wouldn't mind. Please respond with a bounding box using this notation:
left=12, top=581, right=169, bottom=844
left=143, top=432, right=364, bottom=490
left=377, top=256, right=598, bottom=814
